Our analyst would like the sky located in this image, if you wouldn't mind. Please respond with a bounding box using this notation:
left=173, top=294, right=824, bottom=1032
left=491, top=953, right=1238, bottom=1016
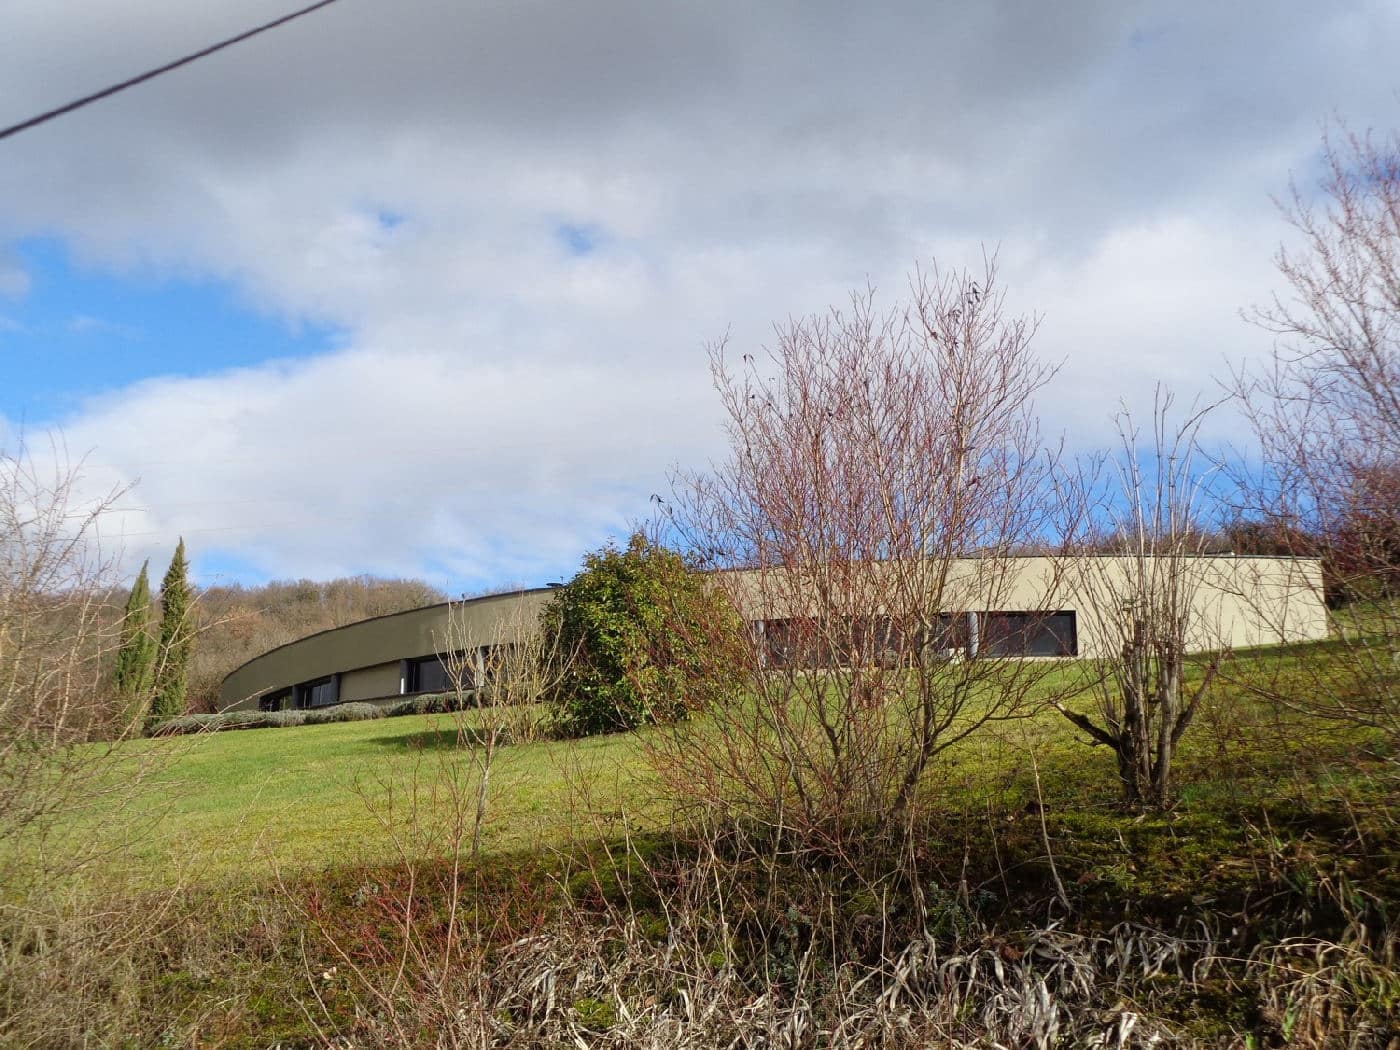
left=1, top=0, right=1398, bottom=594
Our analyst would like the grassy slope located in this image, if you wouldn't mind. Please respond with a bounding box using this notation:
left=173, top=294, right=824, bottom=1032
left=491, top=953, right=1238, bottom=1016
left=90, top=649, right=1371, bottom=884
left=22, top=641, right=1397, bottom=1046
left=100, top=712, right=655, bottom=880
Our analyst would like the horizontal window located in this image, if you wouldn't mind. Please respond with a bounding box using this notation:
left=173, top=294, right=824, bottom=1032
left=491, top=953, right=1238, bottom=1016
left=294, top=675, right=339, bottom=709
left=258, top=688, right=292, bottom=712
left=759, top=615, right=973, bottom=668
left=405, top=650, right=490, bottom=693
left=979, top=611, right=1077, bottom=657
left=406, top=654, right=455, bottom=694
left=756, top=611, right=1076, bottom=665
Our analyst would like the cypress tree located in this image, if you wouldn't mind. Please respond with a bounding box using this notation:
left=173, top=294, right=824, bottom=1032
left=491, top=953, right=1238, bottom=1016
left=113, top=560, right=156, bottom=723
left=152, top=539, right=194, bottom=720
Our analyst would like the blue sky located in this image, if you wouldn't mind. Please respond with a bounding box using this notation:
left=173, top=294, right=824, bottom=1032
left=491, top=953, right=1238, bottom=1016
left=1, top=238, right=338, bottom=422
left=1, top=0, right=1397, bottom=593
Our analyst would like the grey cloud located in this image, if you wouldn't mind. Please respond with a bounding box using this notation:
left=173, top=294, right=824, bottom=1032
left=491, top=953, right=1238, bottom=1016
left=1, top=1, right=1397, bottom=584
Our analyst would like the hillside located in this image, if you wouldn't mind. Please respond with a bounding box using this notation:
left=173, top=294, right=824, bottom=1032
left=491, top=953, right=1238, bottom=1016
left=13, top=635, right=1398, bottom=1046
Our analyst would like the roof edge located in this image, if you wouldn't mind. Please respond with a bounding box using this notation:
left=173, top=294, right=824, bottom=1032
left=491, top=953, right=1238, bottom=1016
left=218, top=586, right=557, bottom=690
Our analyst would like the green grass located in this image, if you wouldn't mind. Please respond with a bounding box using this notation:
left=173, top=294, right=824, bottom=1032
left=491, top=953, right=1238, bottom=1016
left=65, top=641, right=1388, bottom=887
left=15, top=639, right=1398, bottom=1047
left=86, top=711, right=657, bottom=882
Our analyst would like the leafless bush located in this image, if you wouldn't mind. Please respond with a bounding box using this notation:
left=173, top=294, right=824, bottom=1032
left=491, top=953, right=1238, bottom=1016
left=1055, top=391, right=1230, bottom=807
left=1232, top=123, right=1400, bottom=749
left=434, top=595, right=574, bottom=857
left=0, top=438, right=206, bottom=1044
left=282, top=599, right=577, bottom=1044
left=653, top=259, right=1072, bottom=862
left=0, top=437, right=146, bottom=862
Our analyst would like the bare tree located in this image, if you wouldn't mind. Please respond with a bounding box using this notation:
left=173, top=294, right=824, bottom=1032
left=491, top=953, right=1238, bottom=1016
left=655, top=259, right=1071, bottom=855
left=434, top=595, right=573, bottom=857
left=1054, top=391, right=1227, bottom=807
left=1232, top=123, right=1400, bottom=745
left=1, top=438, right=130, bottom=851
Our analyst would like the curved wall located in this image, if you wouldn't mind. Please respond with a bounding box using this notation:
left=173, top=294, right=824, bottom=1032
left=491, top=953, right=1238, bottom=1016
left=219, top=588, right=554, bottom=712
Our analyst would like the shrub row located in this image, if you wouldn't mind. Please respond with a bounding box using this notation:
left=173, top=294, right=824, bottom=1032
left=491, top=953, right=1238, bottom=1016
left=149, top=689, right=499, bottom=737
left=149, top=701, right=390, bottom=736
left=384, top=690, right=483, bottom=717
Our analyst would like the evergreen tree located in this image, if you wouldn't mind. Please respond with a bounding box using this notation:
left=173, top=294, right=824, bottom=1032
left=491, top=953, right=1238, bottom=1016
left=113, top=560, right=156, bottom=723
left=152, top=539, right=194, bottom=720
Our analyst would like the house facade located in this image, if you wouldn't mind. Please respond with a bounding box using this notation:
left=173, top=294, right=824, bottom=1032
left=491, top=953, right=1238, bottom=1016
left=218, top=557, right=1330, bottom=713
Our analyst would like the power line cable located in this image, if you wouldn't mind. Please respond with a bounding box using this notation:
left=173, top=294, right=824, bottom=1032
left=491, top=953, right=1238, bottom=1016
left=0, top=0, right=346, bottom=143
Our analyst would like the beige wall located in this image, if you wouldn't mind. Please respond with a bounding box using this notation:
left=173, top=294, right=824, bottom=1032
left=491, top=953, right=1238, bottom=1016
left=719, top=556, right=1329, bottom=660
left=220, top=589, right=554, bottom=711
left=1058, top=556, right=1329, bottom=658
left=221, top=558, right=1329, bottom=712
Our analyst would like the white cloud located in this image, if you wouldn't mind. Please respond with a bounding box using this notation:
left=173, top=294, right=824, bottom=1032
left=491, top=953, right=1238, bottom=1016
left=0, top=254, right=29, bottom=299
left=1, top=0, right=1398, bottom=585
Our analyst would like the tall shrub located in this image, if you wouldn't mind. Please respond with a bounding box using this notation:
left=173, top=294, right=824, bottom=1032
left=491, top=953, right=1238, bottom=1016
left=112, top=560, right=156, bottom=727
left=152, top=540, right=194, bottom=720
left=658, top=260, right=1067, bottom=855
left=1233, top=123, right=1400, bottom=746
left=543, top=533, right=741, bottom=736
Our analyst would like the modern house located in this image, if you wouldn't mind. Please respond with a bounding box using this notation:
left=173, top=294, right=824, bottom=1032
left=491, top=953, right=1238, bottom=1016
left=220, top=588, right=556, bottom=713
left=218, top=557, right=1330, bottom=713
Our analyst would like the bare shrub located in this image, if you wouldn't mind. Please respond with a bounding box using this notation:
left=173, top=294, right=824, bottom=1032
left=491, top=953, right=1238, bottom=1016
left=0, top=438, right=203, bottom=1043
left=1055, top=391, right=1229, bottom=807
left=652, top=259, right=1070, bottom=861
left=435, top=593, right=575, bottom=856
left=1233, top=123, right=1400, bottom=749
left=1, top=438, right=135, bottom=858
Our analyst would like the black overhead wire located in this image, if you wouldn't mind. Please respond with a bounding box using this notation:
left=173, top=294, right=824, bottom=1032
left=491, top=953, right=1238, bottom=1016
left=0, top=0, right=346, bottom=143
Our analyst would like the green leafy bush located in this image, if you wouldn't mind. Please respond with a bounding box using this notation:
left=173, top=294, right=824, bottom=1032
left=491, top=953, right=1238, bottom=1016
left=543, top=532, right=743, bottom=737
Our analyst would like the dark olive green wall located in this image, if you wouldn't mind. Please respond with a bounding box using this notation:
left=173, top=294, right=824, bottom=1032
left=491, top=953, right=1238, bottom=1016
left=219, top=589, right=553, bottom=711
left=340, top=662, right=402, bottom=704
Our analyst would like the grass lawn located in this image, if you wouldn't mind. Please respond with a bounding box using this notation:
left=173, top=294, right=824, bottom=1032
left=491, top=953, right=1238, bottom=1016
left=11, top=633, right=1397, bottom=1048
left=68, top=642, right=1386, bottom=887
left=87, top=711, right=658, bottom=883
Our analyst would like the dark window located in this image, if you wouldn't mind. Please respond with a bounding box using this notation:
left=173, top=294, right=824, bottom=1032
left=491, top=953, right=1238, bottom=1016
left=482, top=643, right=518, bottom=682
left=761, top=617, right=829, bottom=668
left=979, top=611, right=1077, bottom=657
left=923, top=613, right=971, bottom=656
left=295, top=675, right=339, bottom=709
left=407, top=651, right=478, bottom=693
left=407, top=654, right=452, bottom=694
left=844, top=617, right=906, bottom=667
left=258, top=688, right=292, bottom=712
left=762, top=616, right=977, bottom=667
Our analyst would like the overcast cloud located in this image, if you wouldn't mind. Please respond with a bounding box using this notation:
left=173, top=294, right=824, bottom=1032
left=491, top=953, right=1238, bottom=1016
left=1, top=0, right=1398, bottom=590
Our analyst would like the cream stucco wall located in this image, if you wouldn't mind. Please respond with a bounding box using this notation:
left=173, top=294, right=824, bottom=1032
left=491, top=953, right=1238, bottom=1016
left=719, top=556, right=1327, bottom=659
